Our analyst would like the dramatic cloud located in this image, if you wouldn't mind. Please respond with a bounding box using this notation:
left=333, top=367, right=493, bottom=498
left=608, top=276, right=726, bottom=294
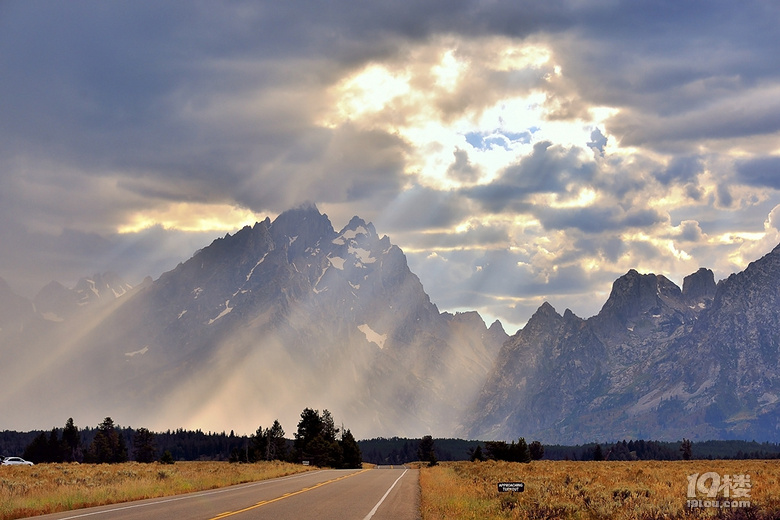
left=1, top=0, right=779, bottom=333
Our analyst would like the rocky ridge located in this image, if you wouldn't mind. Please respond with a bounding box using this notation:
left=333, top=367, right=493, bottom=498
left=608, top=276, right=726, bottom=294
left=464, top=245, right=780, bottom=443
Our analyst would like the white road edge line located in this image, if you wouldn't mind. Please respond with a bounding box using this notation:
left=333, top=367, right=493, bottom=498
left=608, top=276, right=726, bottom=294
left=362, top=468, right=408, bottom=520
left=52, top=470, right=325, bottom=520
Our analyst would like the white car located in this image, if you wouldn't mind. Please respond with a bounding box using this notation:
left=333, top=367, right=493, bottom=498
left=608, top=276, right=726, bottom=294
left=1, top=457, right=34, bottom=466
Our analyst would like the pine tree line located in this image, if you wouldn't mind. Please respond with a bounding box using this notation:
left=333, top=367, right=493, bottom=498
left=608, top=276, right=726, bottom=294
left=15, top=409, right=362, bottom=468
left=227, top=408, right=362, bottom=469
left=470, top=438, right=545, bottom=463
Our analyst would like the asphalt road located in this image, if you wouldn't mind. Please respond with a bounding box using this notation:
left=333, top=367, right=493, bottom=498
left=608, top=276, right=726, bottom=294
left=29, top=466, right=420, bottom=520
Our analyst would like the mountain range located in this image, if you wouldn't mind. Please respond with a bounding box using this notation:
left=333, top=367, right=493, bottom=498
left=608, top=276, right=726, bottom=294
left=0, top=205, right=506, bottom=439
left=1, top=205, right=779, bottom=444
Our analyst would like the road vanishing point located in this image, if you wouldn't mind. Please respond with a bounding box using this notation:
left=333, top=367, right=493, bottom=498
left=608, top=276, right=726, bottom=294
left=29, top=466, right=420, bottom=520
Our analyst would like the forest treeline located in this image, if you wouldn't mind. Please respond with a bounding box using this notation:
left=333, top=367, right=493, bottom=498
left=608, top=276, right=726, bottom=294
left=359, top=437, right=780, bottom=464
left=5, top=420, right=780, bottom=465
left=0, top=408, right=362, bottom=469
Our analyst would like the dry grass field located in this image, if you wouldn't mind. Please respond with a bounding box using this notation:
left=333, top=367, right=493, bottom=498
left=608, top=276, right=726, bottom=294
left=420, top=460, right=780, bottom=520
left=0, top=460, right=313, bottom=520
left=5, top=459, right=780, bottom=519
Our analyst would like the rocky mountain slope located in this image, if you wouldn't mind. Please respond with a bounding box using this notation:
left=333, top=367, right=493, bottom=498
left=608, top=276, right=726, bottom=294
left=464, top=246, right=780, bottom=443
left=0, top=205, right=505, bottom=437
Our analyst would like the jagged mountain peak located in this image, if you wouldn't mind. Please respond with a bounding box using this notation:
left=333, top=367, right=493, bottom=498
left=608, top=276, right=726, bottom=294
left=520, top=301, right=563, bottom=334
left=488, top=319, right=506, bottom=335
left=443, top=310, right=486, bottom=329
left=466, top=240, right=780, bottom=443
left=31, top=272, right=132, bottom=321
left=596, top=269, right=683, bottom=325
left=271, top=203, right=328, bottom=231
left=533, top=301, right=561, bottom=320
left=73, top=272, right=133, bottom=299
left=709, top=241, right=780, bottom=314
left=682, top=267, right=716, bottom=304
left=270, top=205, right=335, bottom=258
left=338, top=215, right=379, bottom=239
left=3, top=205, right=500, bottom=438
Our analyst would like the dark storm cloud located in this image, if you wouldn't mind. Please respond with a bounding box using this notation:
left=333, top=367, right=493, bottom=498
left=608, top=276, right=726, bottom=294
left=736, top=157, right=780, bottom=190
left=535, top=206, right=666, bottom=233
left=402, top=223, right=510, bottom=251
left=464, top=141, right=595, bottom=211
left=2, top=0, right=774, bottom=220
left=458, top=249, right=625, bottom=325
left=1, top=0, right=778, bottom=325
left=717, top=184, right=734, bottom=208
left=573, top=236, right=626, bottom=264
left=447, top=148, right=482, bottom=183
left=608, top=93, right=780, bottom=150
left=655, top=156, right=705, bottom=186
left=376, top=186, right=472, bottom=232
left=534, top=1, right=780, bottom=151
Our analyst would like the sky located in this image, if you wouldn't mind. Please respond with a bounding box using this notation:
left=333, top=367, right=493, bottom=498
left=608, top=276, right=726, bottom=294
left=1, top=0, right=780, bottom=333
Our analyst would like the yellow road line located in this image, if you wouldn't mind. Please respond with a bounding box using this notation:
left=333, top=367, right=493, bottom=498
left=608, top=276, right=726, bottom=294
left=209, top=469, right=369, bottom=520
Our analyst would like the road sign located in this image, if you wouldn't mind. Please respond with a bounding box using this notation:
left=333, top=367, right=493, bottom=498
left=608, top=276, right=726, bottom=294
left=498, top=482, right=525, bottom=493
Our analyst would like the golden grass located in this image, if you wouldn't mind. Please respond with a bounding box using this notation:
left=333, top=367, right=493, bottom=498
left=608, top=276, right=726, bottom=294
left=420, top=460, right=780, bottom=520
left=0, top=460, right=314, bottom=520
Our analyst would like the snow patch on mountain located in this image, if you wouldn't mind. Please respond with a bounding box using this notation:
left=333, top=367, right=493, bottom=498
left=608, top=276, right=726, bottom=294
left=208, top=300, right=233, bottom=324
left=125, top=346, right=149, bottom=357
left=358, top=323, right=387, bottom=349
left=349, top=246, right=375, bottom=265
left=85, top=279, right=100, bottom=297
left=313, top=266, right=329, bottom=294
left=328, top=256, right=346, bottom=270
left=111, top=286, right=128, bottom=298
left=246, top=253, right=268, bottom=281
left=342, top=226, right=368, bottom=240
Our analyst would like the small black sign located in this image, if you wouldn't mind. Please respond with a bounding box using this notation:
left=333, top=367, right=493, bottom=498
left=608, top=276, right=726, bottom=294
left=498, top=482, right=525, bottom=493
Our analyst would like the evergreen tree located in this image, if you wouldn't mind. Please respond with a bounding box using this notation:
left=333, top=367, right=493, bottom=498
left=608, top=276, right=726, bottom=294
left=249, top=425, right=269, bottom=462
left=229, top=445, right=248, bottom=463
left=62, top=418, right=81, bottom=462
left=321, top=410, right=339, bottom=442
left=160, top=450, right=175, bottom=464
left=47, top=428, right=63, bottom=463
left=23, top=432, right=50, bottom=463
left=529, top=440, right=544, bottom=461
left=484, top=440, right=508, bottom=461
left=681, top=438, right=693, bottom=461
left=86, top=417, right=128, bottom=463
left=267, top=420, right=287, bottom=461
left=515, top=438, right=531, bottom=463
left=593, top=444, right=604, bottom=461
left=294, top=408, right=324, bottom=461
left=132, top=428, right=157, bottom=463
left=293, top=408, right=346, bottom=467
left=469, top=445, right=486, bottom=462
left=339, top=429, right=362, bottom=469
left=418, top=435, right=437, bottom=466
